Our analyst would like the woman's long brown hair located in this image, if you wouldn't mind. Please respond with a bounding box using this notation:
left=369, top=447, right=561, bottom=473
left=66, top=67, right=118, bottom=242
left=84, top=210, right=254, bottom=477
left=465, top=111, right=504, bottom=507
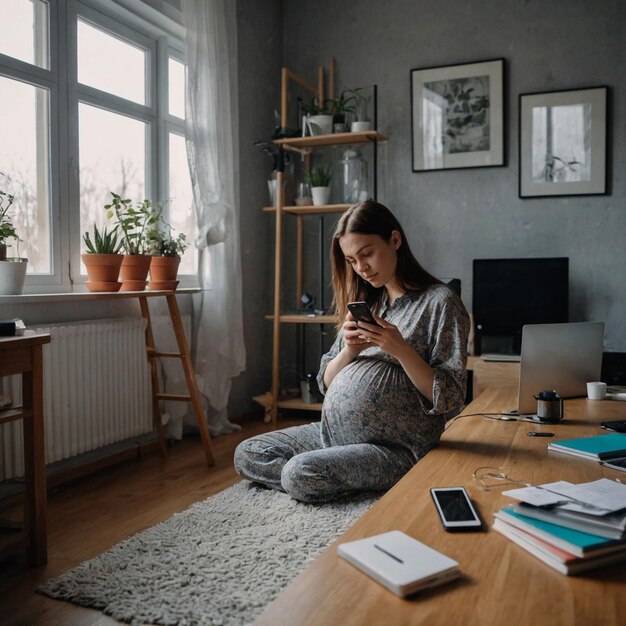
left=330, top=200, right=441, bottom=329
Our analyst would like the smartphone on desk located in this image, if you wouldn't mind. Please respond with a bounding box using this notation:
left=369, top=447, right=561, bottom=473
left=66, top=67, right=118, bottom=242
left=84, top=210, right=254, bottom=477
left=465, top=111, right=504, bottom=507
left=601, top=420, right=626, bottom=433
left=347, top=301, right=381, bottom=327
left=600, top=457, right=626, bottom=472
left=430, top=487, right=483, bottom=532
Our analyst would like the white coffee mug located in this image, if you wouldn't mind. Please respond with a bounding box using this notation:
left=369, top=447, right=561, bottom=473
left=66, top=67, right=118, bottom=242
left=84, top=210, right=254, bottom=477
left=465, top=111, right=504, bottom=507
left=587, top=381, right=607, bottom=400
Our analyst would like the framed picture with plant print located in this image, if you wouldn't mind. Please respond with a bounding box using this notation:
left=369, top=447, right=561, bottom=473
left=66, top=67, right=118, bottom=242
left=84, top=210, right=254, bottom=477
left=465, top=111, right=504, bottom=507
left=519, top=86, right=608, bottom=198
left=411, top=58, right=504, bottom=172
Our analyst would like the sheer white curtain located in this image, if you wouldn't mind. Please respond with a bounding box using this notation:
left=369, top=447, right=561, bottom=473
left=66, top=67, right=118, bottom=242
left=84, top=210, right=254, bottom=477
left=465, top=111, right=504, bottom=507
left=182, top=0, right=245, bottom=435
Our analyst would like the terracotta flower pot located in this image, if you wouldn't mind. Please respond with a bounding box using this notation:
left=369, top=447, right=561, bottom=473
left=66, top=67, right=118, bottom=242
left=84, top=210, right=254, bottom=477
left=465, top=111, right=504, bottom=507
left=81, top=253, right=123, bottom=291
left=149, top=256, right=180, bottom=291
left=119, top=254, right=152, bottom=291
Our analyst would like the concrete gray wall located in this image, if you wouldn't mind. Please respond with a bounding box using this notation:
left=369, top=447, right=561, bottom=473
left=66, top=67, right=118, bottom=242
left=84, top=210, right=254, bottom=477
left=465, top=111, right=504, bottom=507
left=276, top=0, right=625, bottom=351
left=233, top=0, right=626, bottom=415
left=231, top=0, right=283, bottom=415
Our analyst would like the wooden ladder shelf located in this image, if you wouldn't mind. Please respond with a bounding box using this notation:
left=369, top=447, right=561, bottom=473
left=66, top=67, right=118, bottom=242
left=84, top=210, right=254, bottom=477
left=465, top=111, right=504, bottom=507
left=139, top=292, right=215, bottom=467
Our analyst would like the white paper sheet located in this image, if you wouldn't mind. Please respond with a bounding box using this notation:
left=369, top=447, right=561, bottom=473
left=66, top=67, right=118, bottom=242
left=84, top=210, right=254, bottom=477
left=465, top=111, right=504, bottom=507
left=503, top=478, right=626, bottom=514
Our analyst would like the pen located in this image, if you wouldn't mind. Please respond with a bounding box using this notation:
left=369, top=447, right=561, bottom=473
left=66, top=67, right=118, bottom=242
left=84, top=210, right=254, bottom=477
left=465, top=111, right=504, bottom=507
left=373, top=543, right=404, bottom=563
left=527, top=431, right=554, bottom=437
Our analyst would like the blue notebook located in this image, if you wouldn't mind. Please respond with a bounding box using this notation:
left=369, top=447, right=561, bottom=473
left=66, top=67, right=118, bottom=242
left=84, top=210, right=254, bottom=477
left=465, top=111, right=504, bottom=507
left=548, top=433, right=626, bottom=461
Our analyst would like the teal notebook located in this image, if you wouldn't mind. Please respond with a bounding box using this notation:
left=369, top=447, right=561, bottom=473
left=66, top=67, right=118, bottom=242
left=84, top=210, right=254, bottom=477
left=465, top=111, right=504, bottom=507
left=548, top=433, right=626, bottom=460
left=495, top=507, right=622, bottom=556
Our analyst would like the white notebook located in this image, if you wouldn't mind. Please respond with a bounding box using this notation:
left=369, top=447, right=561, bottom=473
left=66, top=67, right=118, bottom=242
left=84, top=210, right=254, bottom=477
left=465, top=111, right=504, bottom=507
left=337, top=530, right=460, bottom=597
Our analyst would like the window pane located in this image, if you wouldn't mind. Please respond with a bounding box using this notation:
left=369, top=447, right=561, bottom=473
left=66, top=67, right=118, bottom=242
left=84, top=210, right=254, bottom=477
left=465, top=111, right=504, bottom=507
left=77, top=19, right=146, bottom=105
left=79, top=103, right=146, bottom=269
left=168, top=57, right=185, bottom=119
left=0, top=0, right=49, bottom=69
left=0, top=75, right=51, bottom=273
left=168, top=132, right=196, bottom=274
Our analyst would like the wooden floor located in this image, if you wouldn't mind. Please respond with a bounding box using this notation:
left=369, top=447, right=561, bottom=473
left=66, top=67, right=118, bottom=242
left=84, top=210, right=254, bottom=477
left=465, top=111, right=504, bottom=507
left=0, top=416, right=308, bottom=625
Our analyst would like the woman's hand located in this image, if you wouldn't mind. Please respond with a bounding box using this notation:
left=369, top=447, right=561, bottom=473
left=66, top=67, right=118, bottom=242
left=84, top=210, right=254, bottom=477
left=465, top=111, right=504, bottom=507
left=322, top=312, right=372, bottom=390
left=355, top=315, right=411, bottom=360
left=342, top=312, right=374, bottom=355
left=357, top=315, right=435, bottom=400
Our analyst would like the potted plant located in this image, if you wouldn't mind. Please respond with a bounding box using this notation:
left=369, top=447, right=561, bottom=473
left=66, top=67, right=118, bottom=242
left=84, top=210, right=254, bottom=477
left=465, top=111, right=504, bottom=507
left=254, top=140, right=294, bottom=206
left=326, top=91, right=356, bottom=133
left=81, top=223, right=124, bottom=292
left=0, top=183, right=28, bottom=295
left=345, top=88, right=373, bottom=132
left=106, top=192, right=160, bottom=291
left=302, top=98, right=333, bottom=136
left=146, top=221, right=189, bottom=290
left=306, top=166, right=332, bottom=206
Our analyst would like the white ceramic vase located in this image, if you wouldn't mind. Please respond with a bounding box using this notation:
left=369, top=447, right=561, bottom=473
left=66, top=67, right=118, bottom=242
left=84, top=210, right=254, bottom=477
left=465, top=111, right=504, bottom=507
left=351, top=121, right=373, bottom=132
left=307, top=115, right=333, bottom=136
left=311, top=187, right=331, bottom=206
left=0, top=258, right=28, bottom=295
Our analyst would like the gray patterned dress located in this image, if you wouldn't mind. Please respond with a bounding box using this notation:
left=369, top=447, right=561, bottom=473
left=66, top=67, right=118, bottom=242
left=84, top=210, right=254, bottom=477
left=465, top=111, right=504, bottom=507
left=234, top=284, right=469, bottom=503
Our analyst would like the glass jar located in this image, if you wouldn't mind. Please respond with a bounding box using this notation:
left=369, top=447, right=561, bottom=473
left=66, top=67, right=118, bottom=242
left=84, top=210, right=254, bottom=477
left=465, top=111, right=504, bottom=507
left=338, top=149, right=368, bottom=204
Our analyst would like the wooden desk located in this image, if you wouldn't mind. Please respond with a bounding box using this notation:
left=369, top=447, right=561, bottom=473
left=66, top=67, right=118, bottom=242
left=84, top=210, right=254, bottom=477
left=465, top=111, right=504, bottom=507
left=467, top=355, right=520, bottom=398
left=0, top=333, right=51, bottom=565
left=255, top=388, right=626, bottom=625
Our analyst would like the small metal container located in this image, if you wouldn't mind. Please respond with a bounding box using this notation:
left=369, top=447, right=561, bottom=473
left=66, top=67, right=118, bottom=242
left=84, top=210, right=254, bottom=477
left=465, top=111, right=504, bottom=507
left=533, top=390, right=563, bottom=422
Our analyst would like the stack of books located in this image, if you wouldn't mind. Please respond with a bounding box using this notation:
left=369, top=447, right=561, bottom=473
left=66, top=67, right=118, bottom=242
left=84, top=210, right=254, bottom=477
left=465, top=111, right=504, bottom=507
left=493, top=478, right=626, bottom=575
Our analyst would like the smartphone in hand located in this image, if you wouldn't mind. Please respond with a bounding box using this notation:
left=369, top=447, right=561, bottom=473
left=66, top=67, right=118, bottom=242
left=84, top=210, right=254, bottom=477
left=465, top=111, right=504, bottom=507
left=347, top=301, right=382, bottom=327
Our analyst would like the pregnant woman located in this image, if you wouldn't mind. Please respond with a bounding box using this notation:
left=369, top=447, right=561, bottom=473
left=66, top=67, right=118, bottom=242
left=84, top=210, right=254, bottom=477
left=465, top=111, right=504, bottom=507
left=234, top=200, right=470, bottom=503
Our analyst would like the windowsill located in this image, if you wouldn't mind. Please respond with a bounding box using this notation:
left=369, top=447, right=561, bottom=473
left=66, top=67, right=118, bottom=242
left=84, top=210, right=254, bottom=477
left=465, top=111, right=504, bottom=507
left=0, top=287, right=202, bottom=305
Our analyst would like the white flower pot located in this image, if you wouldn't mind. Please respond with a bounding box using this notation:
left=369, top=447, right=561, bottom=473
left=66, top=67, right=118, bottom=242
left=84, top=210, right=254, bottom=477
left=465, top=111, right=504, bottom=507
left=307, top=115, right=333, bottom=136
left=311, top=187, right=331, bottom=206
left=0, top=258, right=28, bottom=295
left=351, top=121, right=373, bottom=132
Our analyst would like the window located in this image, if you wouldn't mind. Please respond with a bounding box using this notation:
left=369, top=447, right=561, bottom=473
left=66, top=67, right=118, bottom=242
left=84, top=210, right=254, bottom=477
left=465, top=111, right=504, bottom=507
left=0, top=75, right=51, bottom=273
left=0, top=0, right=196, bottom=291
left=77, top=19, right=147, bottom=105
left=0, top=0, right=49, bottom=69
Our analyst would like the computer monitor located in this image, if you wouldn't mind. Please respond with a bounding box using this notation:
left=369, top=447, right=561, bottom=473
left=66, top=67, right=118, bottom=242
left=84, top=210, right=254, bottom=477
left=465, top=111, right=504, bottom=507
left=472, top=257, right=569, bottom=355
left=515, top=322, right=604, bottom=415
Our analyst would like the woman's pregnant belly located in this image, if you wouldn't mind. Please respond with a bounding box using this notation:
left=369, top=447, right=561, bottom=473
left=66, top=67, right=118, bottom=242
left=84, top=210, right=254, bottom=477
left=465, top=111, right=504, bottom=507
left=321, top=356, right=420, bottom=447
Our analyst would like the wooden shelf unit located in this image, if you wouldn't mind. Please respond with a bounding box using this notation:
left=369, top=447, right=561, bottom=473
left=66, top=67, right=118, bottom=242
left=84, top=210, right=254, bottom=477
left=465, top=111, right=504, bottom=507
left=265, top=314, right=339, bottom=324
left=263, top=203, right=351, bottom=215
left=274, top=130, right=387, bottom=151
left=260, top=63, right=387, bottom=427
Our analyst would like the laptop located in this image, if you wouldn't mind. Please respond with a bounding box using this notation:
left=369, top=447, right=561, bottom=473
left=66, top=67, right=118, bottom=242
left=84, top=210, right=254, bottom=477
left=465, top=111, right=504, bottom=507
left=515, top=322, right=605, bottom=416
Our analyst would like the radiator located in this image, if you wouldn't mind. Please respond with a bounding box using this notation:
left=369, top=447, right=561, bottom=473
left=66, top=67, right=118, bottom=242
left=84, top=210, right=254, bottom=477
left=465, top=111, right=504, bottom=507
left=0, top=318, right=153, bottom=481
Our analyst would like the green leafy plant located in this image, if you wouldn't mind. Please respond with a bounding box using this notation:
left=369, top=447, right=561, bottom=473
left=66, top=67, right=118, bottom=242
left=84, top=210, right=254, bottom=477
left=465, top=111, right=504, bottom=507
left=82, top=223, right=122, bottom=254
left=302, top=97, right=332, bottom=116
left=305, top=166, right=332, bottom=188
left=0, top=187, right=18, bottom=247
left=254, top=140, right=293, bottom=173
left=105, top=192, right=160, bottom=255
left=343, top=87, right=371, bottom=121
left=146, top=218, right=189, bottom=257
left=325, top=91, right=356, bottom=120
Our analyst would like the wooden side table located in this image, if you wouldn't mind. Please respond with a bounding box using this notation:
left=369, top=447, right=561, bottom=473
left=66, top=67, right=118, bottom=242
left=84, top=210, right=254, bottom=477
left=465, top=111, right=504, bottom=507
left=0, top=333, right=51, bottom=566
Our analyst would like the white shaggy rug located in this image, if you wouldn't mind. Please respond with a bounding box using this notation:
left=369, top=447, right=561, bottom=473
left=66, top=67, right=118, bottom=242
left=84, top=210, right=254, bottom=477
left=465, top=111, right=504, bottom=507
left=38, top=481, right=377, bottom=626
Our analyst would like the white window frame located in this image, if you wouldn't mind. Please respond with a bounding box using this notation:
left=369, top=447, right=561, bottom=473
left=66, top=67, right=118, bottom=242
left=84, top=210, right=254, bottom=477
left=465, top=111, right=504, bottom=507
left=0, top=0, right=62, bottom=288
left=0, top=0, right=195, bottom=293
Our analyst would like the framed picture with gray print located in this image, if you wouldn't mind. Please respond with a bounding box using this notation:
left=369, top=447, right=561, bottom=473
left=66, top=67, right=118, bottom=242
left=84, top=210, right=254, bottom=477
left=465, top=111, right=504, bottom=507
left=519, top=86, right=608, bottom=198
left=410, top=58, right=504, bottom=172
